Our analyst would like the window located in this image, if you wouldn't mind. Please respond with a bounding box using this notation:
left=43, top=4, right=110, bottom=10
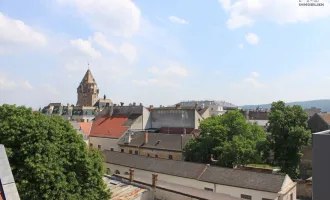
left=121, top=149, right=124, bottom=153
left=129, top=150, right=133, bottom=154
left=290, top=193, right=293, bottom=200
left=169, top=155, right=173, bottom=160
left=204, top=187, right=213, bottom=192
left=89, top=143, right=93, bottom=148
left=106, top=168, right=111, bottom=174
left=147, top=154, right=150, bottom=157
left=241, top=194, right=251, bottom=200
left=98, top=145, right=101, bottom=150
left=135, top=150, right=138, bottom=155
left=110, top=148, right=114, bottom=151
left=115, top=170, right=120, bottom=174
left=155, top=155, right=158, bottom=158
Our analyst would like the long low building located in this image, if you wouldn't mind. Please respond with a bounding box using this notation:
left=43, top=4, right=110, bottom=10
left=103, top=151, right=297, bottom=200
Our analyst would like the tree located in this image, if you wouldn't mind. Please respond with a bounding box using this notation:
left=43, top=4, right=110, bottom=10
left=266, top=101, right=311, bottom=178
left=0, top=104, right=110, bottom=200
left=184, top=110, right=267, bottom=168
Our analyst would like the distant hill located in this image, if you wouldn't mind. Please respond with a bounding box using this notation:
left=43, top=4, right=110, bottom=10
left=241, top=99, right=330, bottom=112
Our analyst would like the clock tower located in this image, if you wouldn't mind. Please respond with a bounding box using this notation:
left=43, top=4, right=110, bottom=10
left=76, top=66, right=99, bottom=107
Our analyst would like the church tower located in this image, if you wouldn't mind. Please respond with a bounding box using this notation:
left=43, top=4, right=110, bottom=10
left=77, top=66, right=99, bottom=107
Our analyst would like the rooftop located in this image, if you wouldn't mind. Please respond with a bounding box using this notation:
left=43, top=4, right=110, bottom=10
left=317, top=113, right=330, bottom=125
left=0, top=145, right=20, bottom=200
left=113, top=174, right=240, bottom=200
left=90, top=114, right=129, bottom=139
left=104, top=151, right=288, bottom=193
left=118, top=132, right=193, bottom=151
left=103, top=176, right=148, bottom=200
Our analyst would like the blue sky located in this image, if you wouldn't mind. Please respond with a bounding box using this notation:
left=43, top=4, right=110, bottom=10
left=1, top=0, right=330, bottom=109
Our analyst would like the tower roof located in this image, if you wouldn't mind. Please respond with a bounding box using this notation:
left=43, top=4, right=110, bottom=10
left=81, top=69, right=96, bottom=84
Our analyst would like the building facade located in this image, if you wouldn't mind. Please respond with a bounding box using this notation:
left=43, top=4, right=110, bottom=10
left=104, top=151, right=297, bottom=200
left=312, top=130, right=330, bottom=200
left=76, top=68, right=99, bottom=107
left=176, top=100, right=238, bottom=116
left=118, top=131, right=193, bottom=160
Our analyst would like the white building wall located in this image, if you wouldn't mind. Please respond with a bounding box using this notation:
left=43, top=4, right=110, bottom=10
left=215, top=184, right=279, bottom=200
left=104, top=163, right=288, bottom=200
left=89, top=137, right=119, bottom=151
left=143, top=107, right=151, bottom=129
left=130, top=115, right=143, bottom=130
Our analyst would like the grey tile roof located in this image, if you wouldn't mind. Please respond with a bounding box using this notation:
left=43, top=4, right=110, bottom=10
left=0, top=144, right=21, bottom=200
left=114, top=174, right=241, bottom=200
left=104, top=151, right=206, bottom=180
left=118, top=132, right=193, bottom=151
left=104, top=151, right=287, bottom=193
left=199, top=166, right=286, bottom=193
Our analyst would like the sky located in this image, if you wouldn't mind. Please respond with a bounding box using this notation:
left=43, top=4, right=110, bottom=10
left=1, top=0, right=330, bottom=109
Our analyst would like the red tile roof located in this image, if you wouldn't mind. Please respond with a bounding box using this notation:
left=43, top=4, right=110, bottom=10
left=90, top=114, right=129, bottom=138
left=78, top=122, right=92, bottom=136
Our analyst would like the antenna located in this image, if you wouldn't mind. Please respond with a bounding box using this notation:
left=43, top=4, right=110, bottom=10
left=88, top=63, right=90, bottom=70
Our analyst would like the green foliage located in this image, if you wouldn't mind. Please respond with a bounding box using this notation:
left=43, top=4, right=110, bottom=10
left=0, top=104, right=110, bottom=200
left=266, top=101, right=311, bottom=178
left=184, top=110, right=267, bottom=168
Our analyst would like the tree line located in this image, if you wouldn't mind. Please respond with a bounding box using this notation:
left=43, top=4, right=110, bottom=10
left=184, top=101, right=311, bottom=178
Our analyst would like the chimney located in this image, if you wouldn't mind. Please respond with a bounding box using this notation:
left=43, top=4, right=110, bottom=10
left=175, top=104, right=181, bottom=109
left=152, top=174, right=158, bottom=188
left=120, top=102, right=124, bottom=106
left=133, top=102, right=136, bottom=106
left=129, top=168, right=134, bottom=182
left=114, top=104, right=117, bottom=106
left=194, top=103, right=198, bottom=110
left=144, top=131, right=148, bottom=144
left=149, top=105, right=153, bottom=111
left=139, top=103, right=143, bottom=106
left=106, top=103, right=110, bottom=107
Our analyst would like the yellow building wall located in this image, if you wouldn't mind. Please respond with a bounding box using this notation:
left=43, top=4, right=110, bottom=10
left=118, top=146, right=183, bottom=160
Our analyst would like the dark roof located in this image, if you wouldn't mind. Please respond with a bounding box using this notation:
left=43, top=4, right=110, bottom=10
left=198, top=107, right=209, bottom=116
left=199, top=166, right=285, bottom=193
left=104, top=151, right=287, bottom=193
left=80, top=69, right=96, bottom=84
left=104, top=151, right=206, bottom=180
left=118, top=132, right=193, bottom=151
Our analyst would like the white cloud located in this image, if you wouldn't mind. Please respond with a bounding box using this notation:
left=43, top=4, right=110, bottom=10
left=0, top=74, right=16, bottom=89
left=91, top=32, right=117, bottom=53
left=56, top=0, right=141, bottom=37
left=251, top=72, right=260, bottom=77
left=244, top=77, right=264, bottom=88
left=238, top=43, right=244, bottom=49
left=220, top=0, right=330, bottom=29
left=43, top=84, right=60, bottom=95
left=242, top=72, right=263, bottom=88
left=132, top=79, right=179, bottom=88
left=149, top=62, right=189, bottom=77
left=70, top=39, right=101, bottom=58
left=0, top=12, right=47, bottom=46
left=215, top=70, right=222, bottom=75
left=246, top=33, right=260, bottom=45
left=168, top=16, right=189, bottom=24
left=23, top=80, right=33, bottom=89
left=119, top=43, right=137, bottom=65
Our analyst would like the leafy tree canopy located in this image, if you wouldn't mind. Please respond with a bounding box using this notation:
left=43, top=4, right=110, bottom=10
left=184, top=110, right=267, bottom=168
left=0, top=104, right=110, bottom=200
left=266, top=101, right=311, bottom=178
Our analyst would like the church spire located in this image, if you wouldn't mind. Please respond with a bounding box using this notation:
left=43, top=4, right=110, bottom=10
left=81, top=64, right=96, bottom=84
